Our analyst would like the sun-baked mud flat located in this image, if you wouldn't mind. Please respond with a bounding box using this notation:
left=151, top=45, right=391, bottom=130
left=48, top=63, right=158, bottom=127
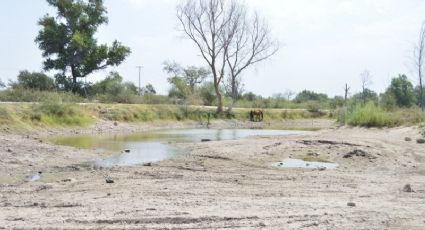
left=0, top=120, right=425, bottom=229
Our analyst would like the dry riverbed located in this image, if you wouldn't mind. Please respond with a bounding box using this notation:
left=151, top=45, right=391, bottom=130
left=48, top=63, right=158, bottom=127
left=0, top=120, right=425, bottom=229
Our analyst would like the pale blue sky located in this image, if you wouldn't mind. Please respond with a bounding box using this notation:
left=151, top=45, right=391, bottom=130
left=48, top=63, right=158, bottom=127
left=1, top=0, right=425, bottom=97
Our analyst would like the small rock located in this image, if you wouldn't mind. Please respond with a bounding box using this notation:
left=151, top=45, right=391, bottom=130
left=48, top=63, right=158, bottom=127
left=143, top=162, right=152, bottom=167
left=405, top=137, right=412, bottom=142
left=201, top=139, right=212, bottom=142
left=347, top=202, right=356, bottom=207
left=36, top=185, right=53, bottom=192
left=403, top=184, right=414, bottom=193
left=6, top=148, right=12, bottom=153
left=62, top=178, right=75, bottom=183
left=124, top=149, right=131, bottom=153
left=105, top=177, right=114, bottom=184
left=317, top=166, right=326, bottom=171
left=343, top=149, right=369, bottom=158
left=259, top=222, right=266, bottom=227
left=114, top=122, right=118, bottom=126
left=416, top=139, right=425, bottom=144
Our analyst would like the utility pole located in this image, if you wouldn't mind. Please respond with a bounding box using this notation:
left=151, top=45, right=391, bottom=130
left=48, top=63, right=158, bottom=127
left=136, top=66, right=143, bottom=96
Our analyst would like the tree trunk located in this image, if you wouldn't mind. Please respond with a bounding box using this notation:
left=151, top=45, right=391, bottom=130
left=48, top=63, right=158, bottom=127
left=226, top=98, right=236, bottom=113
left=419, top=68, right=424, bottom=111
left=215, top=82, right=223, bottom=114
left=71, top=65, right=78, bottom=94
left=211, top=64, right=223, bottom=114
left=420, top=80, right=424, bottom=111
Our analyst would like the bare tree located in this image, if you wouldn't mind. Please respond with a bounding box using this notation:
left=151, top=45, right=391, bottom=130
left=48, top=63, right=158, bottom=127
left=344, top=83, right=350, bottom=105
left=414, top=22, right=425, bottom=111
left=224, top=11, right=279, bottom=112
left=283, top=89, right=295, bottom=101
left=360, top=70, right=372, bottom=105
left=177, top=0, right=239, bottom=114
left=224, top=74, right=244, bottom=100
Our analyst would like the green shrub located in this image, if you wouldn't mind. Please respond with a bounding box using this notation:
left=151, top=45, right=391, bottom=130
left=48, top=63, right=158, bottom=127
left=31, top=101, right=91, bottom=126
left=0, top=88, right=85, bottom=103
left=345, top=103, right=396, bottom=127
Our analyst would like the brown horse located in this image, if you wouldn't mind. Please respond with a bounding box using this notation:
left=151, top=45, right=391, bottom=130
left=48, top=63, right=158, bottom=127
left=249, top=110, right=264, bottom=122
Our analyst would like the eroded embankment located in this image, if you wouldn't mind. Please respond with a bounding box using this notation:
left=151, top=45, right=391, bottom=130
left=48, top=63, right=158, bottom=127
left=1, top=121, right=424, bottom=229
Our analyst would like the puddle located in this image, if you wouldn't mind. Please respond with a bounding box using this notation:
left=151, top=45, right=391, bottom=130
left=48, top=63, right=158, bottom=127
left=49, top=129, right=306, bottom=168
left=274, top=158, right=338, bottom=169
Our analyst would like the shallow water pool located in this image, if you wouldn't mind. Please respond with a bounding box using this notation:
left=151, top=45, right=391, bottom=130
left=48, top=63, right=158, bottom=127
left=275, top=158, right=338, bottom=169
left=50, top=129, right=306, bottom=168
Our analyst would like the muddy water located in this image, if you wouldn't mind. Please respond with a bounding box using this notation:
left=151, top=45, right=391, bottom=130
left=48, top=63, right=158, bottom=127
left=49, top=129, right=305, bottom=167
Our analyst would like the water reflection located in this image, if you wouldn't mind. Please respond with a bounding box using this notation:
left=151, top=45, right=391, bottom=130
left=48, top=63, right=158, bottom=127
left=50, top=129, right=306, bottom=168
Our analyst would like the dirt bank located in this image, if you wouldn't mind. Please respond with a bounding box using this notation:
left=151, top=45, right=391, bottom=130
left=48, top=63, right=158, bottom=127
left=1, top=120, right=424, bottom=229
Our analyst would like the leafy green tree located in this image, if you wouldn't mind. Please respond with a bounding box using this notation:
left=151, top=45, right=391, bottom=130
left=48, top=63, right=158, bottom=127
left=352, top=89, right=378, bottom=105
left=0, top=79, right=5, bottom=88
left=167, top=76, right=192, bottom=100
left=11, top=70, right=55, bottom=91
left=380, top=92, right=397, bottom=110
left=93, top=71, right=124, bottom=95
left=243, top=92, right=259, bottom=101
left=35, top=0, right=131, bottom=93
left=384, top=74, right=416, bottom=107
left=415, top=85, right=425, bottom=107
left=199, top=82, right=216, bottom=106
left=294, top=90, right=328, bottom=103
left=163, top=61, right=210, bottom=92
left=141, top=84, right=156, bottom=95
left=329, top=96, right=345, bottom=109
left=123, top=82, right=138, bottom=95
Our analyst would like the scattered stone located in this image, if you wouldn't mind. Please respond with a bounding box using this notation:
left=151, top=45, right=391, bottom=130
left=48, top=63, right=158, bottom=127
left=114, top=122, right=118, bottom=126
left=36, top=185, right=53, bottom=192
left=124, top=149, right=131, bottom=153
left=105, top=177, right=114, bottom=184
left=347, top=202, right=356, bottom=207
left=6, top=148, right=12, bottom=153
left=62, top=178, right=75, bottom=183
left=259, top=222, right=266, bottom=227
left=317, top=166, right=326, bottom=171
left=201, top=139, right=212, bottom=142
left=403, top=184, right=414, bottom=193
left=343, top=149, right=375, bottom=159
left=416, top=139, right=425, bottom=144
left=405, top=137, right=412, bottom=142
left=307, top=152, right=320, bottom=157
left=143, top=162, right=152, bottom=167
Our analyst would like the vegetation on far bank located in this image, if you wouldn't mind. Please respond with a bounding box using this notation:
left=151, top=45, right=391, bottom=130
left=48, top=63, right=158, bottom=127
left=1, top=72, right=425, bottom=129
left=0, top=99, right=333, bottom=130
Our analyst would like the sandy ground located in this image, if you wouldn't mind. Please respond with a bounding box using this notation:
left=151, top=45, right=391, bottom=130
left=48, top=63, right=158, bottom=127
left=0, top=120, right=425, bottom=229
